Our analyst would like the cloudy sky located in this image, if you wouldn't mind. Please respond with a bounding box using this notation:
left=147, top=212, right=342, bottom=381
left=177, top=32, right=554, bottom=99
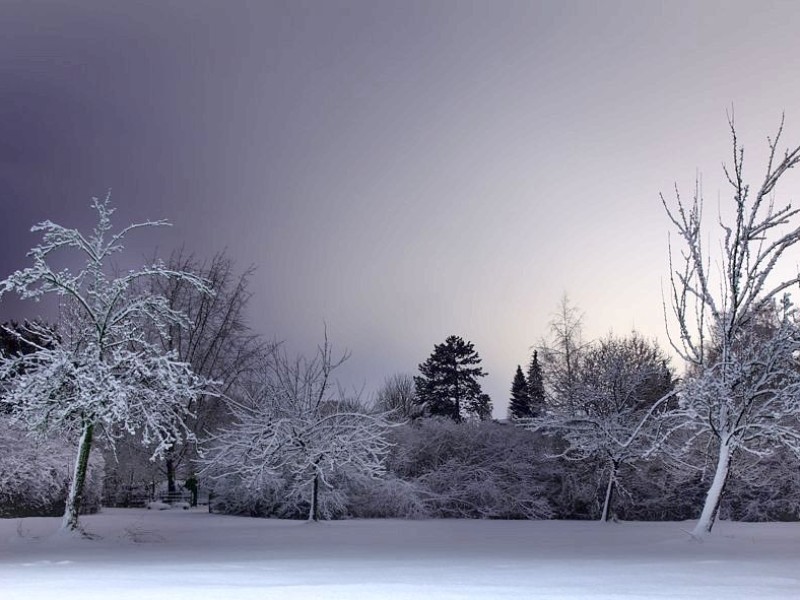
left=2, top=0, right=800, bottom=415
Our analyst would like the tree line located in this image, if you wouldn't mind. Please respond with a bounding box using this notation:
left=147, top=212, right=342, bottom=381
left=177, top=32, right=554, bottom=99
left=3, top=117, right=800, bottom=537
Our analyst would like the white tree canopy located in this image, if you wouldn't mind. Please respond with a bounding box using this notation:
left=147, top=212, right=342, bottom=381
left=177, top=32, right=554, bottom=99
left=201, top=338, right=394, bottom=521
left=0, top=195, right=213, bottom=532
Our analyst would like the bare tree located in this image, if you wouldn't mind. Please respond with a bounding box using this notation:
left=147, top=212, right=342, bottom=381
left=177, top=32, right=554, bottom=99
left=662, top=114, right=800, bottom=536
left=523, top=333, right=674, bottom=522
left=387, top=418, right=553, bottom=520
left=144, top=250, right=265, bottom=493
left=0, top=196, right=210, bottom=533
left=373, top=373, right=418, bottom=422
left=200, top=336, right=393, bottom=522
left=538, top=295, right=587, bottom=415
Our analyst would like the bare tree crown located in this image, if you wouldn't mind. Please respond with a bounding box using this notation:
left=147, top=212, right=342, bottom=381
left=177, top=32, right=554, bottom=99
left=663, top=115, right=800, bottom=366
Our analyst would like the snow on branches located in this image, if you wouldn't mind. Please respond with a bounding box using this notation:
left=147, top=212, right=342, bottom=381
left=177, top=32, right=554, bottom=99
left=0, top=417, right=103, bottom=517
left=200, top=337, right=394, bottom=521
left=0, top=195, right=213, bottom=532
left=662, top=115, right=800, bottom=535
left=521, top=333, right=674, bottom=522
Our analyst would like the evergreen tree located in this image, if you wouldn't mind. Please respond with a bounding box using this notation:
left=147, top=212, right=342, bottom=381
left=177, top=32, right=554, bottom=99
left=508, top=365, right=530, bottom=421
left=414, top=335, right=492, bottom=421
left=526, top=350, right=546, bottom=417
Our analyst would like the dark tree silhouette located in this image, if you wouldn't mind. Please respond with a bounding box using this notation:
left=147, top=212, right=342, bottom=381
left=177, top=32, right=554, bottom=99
left=414, top=335, right=491, bottom=421
left=526, top=350, right=546, bottom=418
left=508, top=365, right=530, bottom=422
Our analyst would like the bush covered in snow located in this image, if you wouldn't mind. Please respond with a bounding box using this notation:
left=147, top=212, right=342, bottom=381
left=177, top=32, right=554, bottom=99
left=207, top=469, right=352, bottom=520
left=0, top=418, right=103, bottom=517
left=206, top=418, right=554, bottom=521
left=351, top=418, right=553, bottom=520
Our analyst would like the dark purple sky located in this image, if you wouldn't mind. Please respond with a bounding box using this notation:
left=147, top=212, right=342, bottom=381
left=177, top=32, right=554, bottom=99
left=3, top=0, right=800, bottom=415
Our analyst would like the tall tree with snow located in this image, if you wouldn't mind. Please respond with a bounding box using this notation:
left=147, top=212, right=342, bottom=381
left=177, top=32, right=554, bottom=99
left=662, top=115, right=800, bottom=536
left=538, top=296, right=586, bottom=415
left=0, top=196, right=211, bottom=533
left=414, top=335, right=492, bottom=421
left=508, top=365, right=531, bottom=421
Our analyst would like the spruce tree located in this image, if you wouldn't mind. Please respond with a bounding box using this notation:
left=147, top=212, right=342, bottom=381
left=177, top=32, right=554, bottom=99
left=527, top=350, right=546, bottom=417
left=508, top=365, right=530, bottom=421
left=414, top=335, right=492, bottom=421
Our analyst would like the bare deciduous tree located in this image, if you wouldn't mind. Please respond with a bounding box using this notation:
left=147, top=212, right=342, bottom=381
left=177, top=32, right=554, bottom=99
left=373, top=373, right=418, bottom=422
left=200, top=336, right=393, bottom=522
left=384, top=418, right=552, bottom=519
left=144, top=250, right=265, bottom=493
left=0, top=196, right=211, bottom=533
left=523, top=333, right=674, bottom=522
left=538, top=295, right=588, bottom=415
left=662, top=114, right=800, bottom=536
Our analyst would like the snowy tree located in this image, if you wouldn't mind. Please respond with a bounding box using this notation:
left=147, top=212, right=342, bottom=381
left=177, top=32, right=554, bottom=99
left=538, top=296, right=587, bottom=415
left=200, top=337, right=394, bottom=521
left=385, top=418, right=553, bottom=519
left=523, top=334, right=674, bottom=521
left=0, top=320, right=57, bottom=418
left=662, top=115, right=800, bottom=535
left=508, top=365, right=531, bottom=421
left=0, top=320, right=56, bottom=364
left=414, top=335, right=492, bottom=421
left=0, top=416, right=103, bottom=517
left=0, top=196, right=211, bottom=533
left=142, top=250, right=265, bottom=494
left=373, top=373, right=419, bottom=422
left=711, top=439, right=800, bottom=522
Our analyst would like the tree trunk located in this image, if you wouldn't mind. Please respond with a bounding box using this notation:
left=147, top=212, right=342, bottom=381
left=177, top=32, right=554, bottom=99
left=454, top=378, right=461, bottom=423
left=308, top=473, right=320, bottom=522
left=61, top=421, right=95, bottom=533
left=165, top=453, right=177, bottom=494
left=601, top=460, right=618, bottom=522
left=691, top=438, right=733, bottom=537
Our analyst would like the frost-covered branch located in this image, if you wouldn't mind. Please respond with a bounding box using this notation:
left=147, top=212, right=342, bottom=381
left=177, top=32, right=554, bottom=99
left=661, top=115, right=800, bottom=535
left=520, top=333, right=674, bottom=522
left=199, top=340, right=394, bottom=521
left=0, top=194, right=212, bottom=533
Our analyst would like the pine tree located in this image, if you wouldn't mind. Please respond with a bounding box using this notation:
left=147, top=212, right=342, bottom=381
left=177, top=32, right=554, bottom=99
left=508, top=365, right=530, bottom=421
left=526, top=350, right=546, bottom=417
left=414, top=335, right=492, bottom=421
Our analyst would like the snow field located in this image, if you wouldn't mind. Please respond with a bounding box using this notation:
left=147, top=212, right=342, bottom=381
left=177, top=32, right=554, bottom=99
left=1, top=508, right=799, bottom=599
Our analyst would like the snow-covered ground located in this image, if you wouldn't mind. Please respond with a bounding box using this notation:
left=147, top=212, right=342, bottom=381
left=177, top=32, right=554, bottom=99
left=1, top=509, right=799, bottom=599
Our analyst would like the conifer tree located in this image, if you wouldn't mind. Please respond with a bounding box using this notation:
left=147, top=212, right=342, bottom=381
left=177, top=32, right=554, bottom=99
left=526, top=350, right=546, bottom=417
left=414, top=335, right=491, bottom=421
left=508, top=365, right=530, bottom=421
